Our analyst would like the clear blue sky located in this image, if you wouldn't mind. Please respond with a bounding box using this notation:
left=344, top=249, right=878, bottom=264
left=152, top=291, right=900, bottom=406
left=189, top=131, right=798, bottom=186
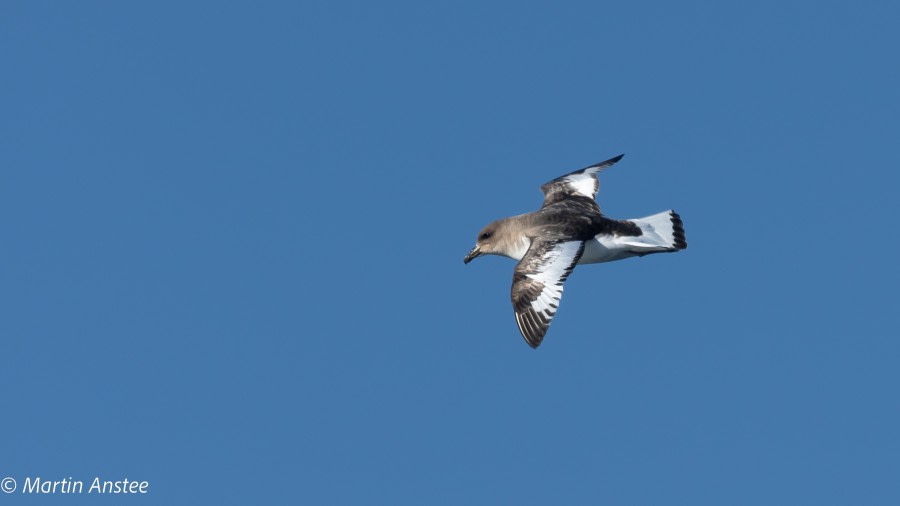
left=2, top=1, right=899, bottom=504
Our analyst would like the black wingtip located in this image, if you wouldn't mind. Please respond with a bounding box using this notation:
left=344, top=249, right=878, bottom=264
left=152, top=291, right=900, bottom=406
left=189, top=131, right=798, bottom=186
left=523, top=329, right=542, bottom=349
left=587, top=153, right=625, bottom=169
left=515, top=312, right=545, bottom=348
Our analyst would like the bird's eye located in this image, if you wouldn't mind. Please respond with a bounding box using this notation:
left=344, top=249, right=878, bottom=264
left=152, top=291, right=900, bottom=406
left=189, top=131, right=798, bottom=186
left=480, top=231, right=492, bottom=240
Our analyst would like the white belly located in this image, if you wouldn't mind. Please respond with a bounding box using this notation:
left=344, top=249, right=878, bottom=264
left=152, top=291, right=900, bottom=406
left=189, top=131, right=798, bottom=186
left=506, top=237, right=532, bottom=261
left=578, top=234, right=639, bottom=264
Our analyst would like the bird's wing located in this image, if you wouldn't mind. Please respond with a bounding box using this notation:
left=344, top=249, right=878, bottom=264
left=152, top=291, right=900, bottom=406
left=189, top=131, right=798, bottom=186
left=511, top=239, right=585, bottom=348
left=540, top=154, right=624, bottom=207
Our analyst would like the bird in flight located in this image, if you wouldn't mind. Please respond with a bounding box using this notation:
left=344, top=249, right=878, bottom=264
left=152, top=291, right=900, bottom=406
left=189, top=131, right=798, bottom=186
left=464, top=154, right=686, bottom=348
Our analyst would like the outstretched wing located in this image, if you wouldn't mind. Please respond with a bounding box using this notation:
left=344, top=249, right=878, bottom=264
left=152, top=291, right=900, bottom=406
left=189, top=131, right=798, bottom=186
left=511, top=239, right=585, bottom=348
left=540, top=154, right=624, bottom=207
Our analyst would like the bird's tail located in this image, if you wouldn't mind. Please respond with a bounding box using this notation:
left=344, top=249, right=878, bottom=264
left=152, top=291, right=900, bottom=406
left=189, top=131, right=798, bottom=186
left=579, top=210, right=687, bottom=264
left=622, top=210, right=687, bottom=253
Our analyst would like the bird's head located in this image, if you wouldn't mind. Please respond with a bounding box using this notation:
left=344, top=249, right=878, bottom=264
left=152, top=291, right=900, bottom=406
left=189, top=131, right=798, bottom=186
left=464, top=221, right=502, bottom=264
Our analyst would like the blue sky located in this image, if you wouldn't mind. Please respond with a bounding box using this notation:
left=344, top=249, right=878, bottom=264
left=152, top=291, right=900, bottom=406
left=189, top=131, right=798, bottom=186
left=2, top=1, right=899, bottom=504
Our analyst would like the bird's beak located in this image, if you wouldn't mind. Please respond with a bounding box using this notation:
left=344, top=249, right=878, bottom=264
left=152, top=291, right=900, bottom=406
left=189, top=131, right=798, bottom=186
left=463, top=246, right=482, bottom=264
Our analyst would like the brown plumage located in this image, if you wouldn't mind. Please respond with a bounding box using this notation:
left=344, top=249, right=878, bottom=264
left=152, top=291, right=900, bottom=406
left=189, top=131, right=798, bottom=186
left=464, top=154, right=687, bottom=348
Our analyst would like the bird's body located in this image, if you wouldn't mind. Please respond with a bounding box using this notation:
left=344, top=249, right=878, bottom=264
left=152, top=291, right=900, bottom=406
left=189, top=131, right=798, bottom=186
left=464, top=154, right=686, bottom=348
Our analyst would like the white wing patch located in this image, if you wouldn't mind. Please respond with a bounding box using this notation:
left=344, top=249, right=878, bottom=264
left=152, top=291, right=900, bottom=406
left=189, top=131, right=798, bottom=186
left=539, top=154, right=623, bottom=205
left=560, top=173, right=599, bottom=198
left=511, top=240, right=585, bottom=348
left=525, top=240, right=582, bottom=284
left=525, top=241, right=580, bottom=322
